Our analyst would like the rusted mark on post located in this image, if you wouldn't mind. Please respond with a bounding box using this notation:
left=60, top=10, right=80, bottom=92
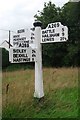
left=6, top=84, right=9, bottom=94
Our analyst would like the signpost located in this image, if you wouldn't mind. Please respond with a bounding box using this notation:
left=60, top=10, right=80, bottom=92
left=13, top=28, right=35, bottom=48
left=13, top=29, right=30, bottom=48
left=9, top=47, right=36, bottom=63
left=41, top=22, right=68, bottom=43
left=9, top=21, right=68, bottom=99
left=33, top=21, right=44, bottom=98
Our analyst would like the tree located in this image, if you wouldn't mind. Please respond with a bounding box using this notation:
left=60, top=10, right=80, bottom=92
left=60, top=2, right=80, bottom=44
left=34, top=1, right=80, bottom=67
left=2, top=48, right=10, bottom=69
left=60, top=2, right=80, bottom=66
left=34, top=1, right=59, bottom=29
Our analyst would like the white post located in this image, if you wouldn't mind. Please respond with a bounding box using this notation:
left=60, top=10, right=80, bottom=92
left=33, top=21, right=44, bottom=98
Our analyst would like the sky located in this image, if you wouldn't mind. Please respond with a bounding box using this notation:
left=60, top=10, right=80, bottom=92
left=0, top=0, right=69, bottom=44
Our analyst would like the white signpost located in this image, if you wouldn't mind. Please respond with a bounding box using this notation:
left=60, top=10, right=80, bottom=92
left=33, top=22, right=44, bottom=98
left=9, top=21, right=68, bottom=99
left=13, top=29, right=35, bottom=47
left=41, top=22, right=68, bottom=43
left=9, top=28, right=36, bottom=63
left=13, top=29, right=28, bottom=47
left=9, top=47, right=36, bottom=63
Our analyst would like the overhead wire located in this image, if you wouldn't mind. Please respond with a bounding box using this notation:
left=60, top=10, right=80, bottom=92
left=0, top=29, right=17, bottom=34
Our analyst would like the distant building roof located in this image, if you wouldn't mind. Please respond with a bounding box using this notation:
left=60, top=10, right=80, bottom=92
left=0, top=40, right=13, bottom=51
left=0, top=40, right=13, bottom=47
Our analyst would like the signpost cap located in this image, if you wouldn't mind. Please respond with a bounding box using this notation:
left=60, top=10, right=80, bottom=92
left=33, top=21, right=42, bottom=27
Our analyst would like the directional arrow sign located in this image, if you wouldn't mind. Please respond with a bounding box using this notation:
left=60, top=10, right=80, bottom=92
left=41, top=22, right=68, bottom=43
left=9, top=47, right=36, bottom=63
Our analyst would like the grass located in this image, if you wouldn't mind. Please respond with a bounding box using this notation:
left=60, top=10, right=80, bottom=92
left=2, top=67, right=79, bottom=118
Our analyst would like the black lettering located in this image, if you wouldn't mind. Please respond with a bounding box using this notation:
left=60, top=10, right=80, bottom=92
left=48, top=24, right=51, bottom=28
left=62, top=28, right=64, bottom=31
left=42, top=39, right=45, bottom=42
left=32, top=54, right=36, bottom=57
left=13, top=35, right=20, bottom=38
left=13, top=58, right=20, bottom=62
left=57, top=23, right=60, bottom=27
left=13, top=42, right=18, bottom=46
left=27, top=44, right=29, bottom=47
left=23, top=58, right=30, bottom=62
left=48, top=29, right=55, bottom=33
left=31, top=33, right=34, bottom=36
left=52, top=23, right=56, bottom=28
left=19, top=43, right=28, bottom=47
left=32, top=50, right=36, bottom=53
left=32, top=58, right=34, bottom=61
left=19, top=54, right=28, bottom=57
left=47, top=23, right=60, bottom=29
left=60, top=37, right=65, bottom=41
left=44, top=34, right=47, bottom=37
left=17, top=29, right=25, bottom=33
left=13, top=57, right=31, bottom=63
left=19, top=43, right=22, bottom=47
left=62, top=33, right=65, bottom=36
left=43, top=37, right=54, bottom=42
left=13, top=49, right=26, bottom=53
left=13, top=54, right=17, bottom=58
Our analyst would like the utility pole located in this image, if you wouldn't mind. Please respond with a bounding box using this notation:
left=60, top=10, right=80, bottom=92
left=9, top=30, right=10, bottom=49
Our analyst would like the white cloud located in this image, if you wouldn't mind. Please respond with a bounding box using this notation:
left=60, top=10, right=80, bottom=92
left=0, top=0, right=69, bottom=43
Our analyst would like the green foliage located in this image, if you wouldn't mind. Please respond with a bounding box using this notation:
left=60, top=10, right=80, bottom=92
left=35, top=1, right=80, bottom=67
left=35, top=1, right=59, bottom=29
left=3, top=87, right=78, bottom=118
left=2, top=68, right=78, bottom=118
left=2, top=48, right=10, bottom=69
left=60, top=2, right=80, bottom=43
left=5, top=63, right=34, bottom=72
left=63, top=45, right=79, bottom=66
